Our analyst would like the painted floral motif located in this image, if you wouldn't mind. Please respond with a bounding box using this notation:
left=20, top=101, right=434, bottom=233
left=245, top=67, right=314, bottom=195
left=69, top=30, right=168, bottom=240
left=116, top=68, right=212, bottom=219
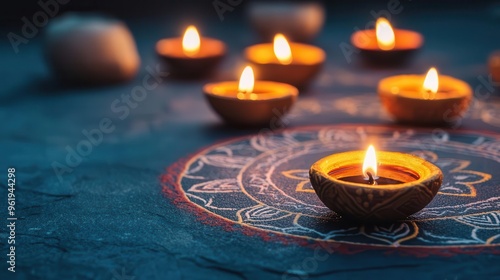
left=435, top=159, right=491, bottom=197
left=456, top=212, right=500, bottom=229
left=188, top=179, right=240, bottom=193
left=282, top=170, right=314, bottom=193
left=362, top=222, right=418, bottom=246
left=201, top=154, right=252, bottom=168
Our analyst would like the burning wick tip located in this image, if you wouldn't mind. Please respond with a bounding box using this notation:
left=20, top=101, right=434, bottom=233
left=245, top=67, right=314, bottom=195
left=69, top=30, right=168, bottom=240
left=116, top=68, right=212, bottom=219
left=366, top=171, right=376, bottom=185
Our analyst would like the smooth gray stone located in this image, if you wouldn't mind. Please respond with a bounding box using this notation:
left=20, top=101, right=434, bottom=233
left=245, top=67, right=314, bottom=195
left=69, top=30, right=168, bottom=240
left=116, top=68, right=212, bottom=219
left=45, top=13, right=140, bottom=85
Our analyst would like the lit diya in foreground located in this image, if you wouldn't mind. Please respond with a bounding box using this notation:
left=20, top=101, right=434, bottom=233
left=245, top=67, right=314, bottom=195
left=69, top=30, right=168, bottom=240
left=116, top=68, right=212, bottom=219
left=378, top=67, right=473, bottom=125
left=351, top=18, right=423, bottom=66
left=156, top=25, right=226, bottom=78
left=244, top=33, right=325, bottom=87
left=203, top=66, right=298, bottom=126
left=309, top=145, right=443, bottom=222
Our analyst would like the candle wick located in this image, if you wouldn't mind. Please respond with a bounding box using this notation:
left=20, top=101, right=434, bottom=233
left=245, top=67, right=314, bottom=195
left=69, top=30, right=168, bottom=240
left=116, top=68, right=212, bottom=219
left=367, top=171, right=376, bottom=185
left=423, top=88, right=436, bottom=100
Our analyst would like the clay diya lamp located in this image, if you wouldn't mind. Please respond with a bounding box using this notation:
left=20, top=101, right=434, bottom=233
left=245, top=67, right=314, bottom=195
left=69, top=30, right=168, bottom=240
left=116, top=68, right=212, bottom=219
left=203, top=66, right=298, bottom=126
left=378, top=67, right=473, bottom=125
left=156, top=25, right=226, bottom=78
left=309, top=145, right=443, bottom=222
left=351, top=18, right=423, bottom=66
left=244, top=33, right=325, bottom=88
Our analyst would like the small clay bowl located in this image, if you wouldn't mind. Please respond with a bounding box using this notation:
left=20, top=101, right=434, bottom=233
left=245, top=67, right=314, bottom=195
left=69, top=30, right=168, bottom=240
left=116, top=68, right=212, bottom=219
left=156, top=37, right=226, bottom=78
left=203, top=81, right=298, bottom=126
left=378, top=75, right=473, bottom=125
left=351, top=29, right=423, bottom=66
left=309, top=151, right=443, bottom=222
left=244, top=43, right=325, bottom=88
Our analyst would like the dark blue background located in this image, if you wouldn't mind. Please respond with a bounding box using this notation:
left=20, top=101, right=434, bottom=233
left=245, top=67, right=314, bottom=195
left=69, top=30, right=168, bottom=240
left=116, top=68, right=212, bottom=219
left=1, top=1, right=500, bottom=279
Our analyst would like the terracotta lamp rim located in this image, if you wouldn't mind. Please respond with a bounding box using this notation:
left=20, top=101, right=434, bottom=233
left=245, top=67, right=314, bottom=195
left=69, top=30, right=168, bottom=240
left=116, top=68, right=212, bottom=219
left=310, top=150, right=442, bottom=190
left=203, top=81, right=299, bottom=101
left=156, top=37, right=226, bottom=59
left=351, top=29, right=423, bottom=51
left=378, top=74, right=472, bottom=100
left=244, top=42, right=325, bottom=65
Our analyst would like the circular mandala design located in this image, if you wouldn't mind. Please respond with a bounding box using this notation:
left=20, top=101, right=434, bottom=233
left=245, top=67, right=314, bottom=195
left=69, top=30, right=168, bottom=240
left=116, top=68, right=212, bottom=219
left=165, top=125, right=500, bottom=252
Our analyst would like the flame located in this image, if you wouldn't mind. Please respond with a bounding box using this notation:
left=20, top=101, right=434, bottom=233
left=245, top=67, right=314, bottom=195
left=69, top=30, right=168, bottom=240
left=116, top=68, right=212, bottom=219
left=423, top=67, right=439, bottom=98
left=238, top=66, right=255, bottom=97
left=362, top=145, right=378, bottom=179
left=376, top=18, right=395, bottom=51
left=182, top=25, right=200, bottom=57
left=273, top=33, right=293, bottom=65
